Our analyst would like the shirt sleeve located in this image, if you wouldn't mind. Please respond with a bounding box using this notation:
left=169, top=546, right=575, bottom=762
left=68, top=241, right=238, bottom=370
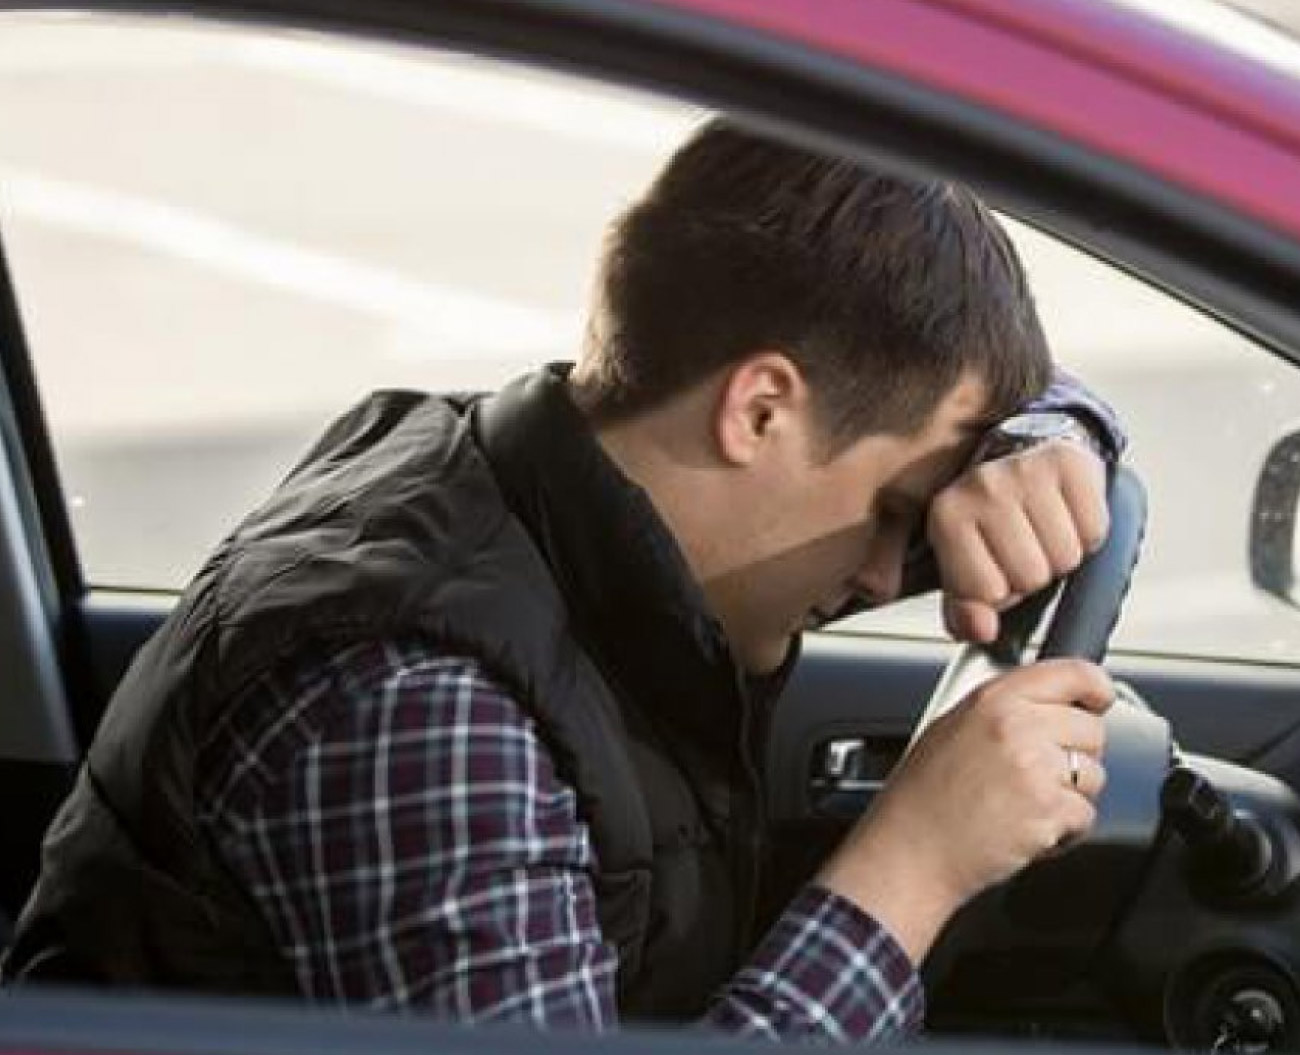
left=703, top=885, right=924, bottom=1041
left=1021, top=364, right=1127, bottom=462
left=897, top=364, right=1126, bottom=599
left=197, top=638, right=924, bottom=1041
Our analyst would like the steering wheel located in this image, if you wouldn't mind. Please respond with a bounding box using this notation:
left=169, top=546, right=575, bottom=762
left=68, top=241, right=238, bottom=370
left=913, top=466, right=1148, bottom=729
left=916, top=469, right=1300, bottom=1046
left=916, top=468, right=1175, bottom=991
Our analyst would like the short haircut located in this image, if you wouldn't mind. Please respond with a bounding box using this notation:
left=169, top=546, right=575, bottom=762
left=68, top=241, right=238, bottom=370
left=576, top=119, right=1052, bottom=451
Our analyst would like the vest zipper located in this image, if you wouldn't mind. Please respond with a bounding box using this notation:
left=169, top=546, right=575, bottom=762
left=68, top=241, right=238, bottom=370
left=734, top=689, right=768, bottom=956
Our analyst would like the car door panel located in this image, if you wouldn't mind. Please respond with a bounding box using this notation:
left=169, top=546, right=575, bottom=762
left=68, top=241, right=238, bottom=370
left=770, top=634, right=1300, bottom=824
left=59, top=596, right=1300, bottom=940
left=758, top=631, right=1300, bottom=1001
left=67, top=593, right=1300, bottom=818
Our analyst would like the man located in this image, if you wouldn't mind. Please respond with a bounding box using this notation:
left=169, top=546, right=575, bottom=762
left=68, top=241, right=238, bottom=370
left=5, top=121, right=1122, bottom=1042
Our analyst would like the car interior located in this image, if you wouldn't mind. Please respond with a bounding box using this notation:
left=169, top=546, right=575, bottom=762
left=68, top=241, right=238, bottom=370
left=4, top=1, right=1300, bottom=1052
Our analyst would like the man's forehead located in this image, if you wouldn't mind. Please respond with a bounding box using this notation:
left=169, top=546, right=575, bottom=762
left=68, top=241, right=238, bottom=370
left=889, top=429, right=985, bottom=507
left=922, top=376, right=999, bottom=464
left=944, top=374, right=1000, bottom=436
left=958, top=413, right=999, bottom=439
left=872, top=374, right=999, bottom=504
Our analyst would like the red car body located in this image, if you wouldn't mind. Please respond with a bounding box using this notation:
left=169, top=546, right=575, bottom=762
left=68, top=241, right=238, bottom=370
left=650, top=0, right=1300, bottom=237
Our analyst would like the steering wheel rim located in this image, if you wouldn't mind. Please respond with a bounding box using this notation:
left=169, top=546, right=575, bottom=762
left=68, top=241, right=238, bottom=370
left=912, top=466, right=1148, bottom=737
left=1038, top=468, right=1148, bottom=663
left=920, top=467, right=1175, bottom=1000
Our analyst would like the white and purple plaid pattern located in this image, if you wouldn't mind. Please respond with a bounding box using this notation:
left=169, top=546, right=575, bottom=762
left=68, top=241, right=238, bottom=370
left=196, top=637, right=923, bottom=1040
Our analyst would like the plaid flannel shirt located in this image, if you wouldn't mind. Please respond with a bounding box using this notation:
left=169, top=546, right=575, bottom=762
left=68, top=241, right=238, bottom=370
left=196, top=637, right=924, bottom=1041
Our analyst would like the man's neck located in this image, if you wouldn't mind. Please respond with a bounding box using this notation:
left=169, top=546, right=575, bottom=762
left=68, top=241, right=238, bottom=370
left=580, top=400, right=726, bottom=590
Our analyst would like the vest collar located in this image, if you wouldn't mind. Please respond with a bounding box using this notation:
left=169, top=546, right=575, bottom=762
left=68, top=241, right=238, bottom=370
left=475, top=364, right=756, bottom=760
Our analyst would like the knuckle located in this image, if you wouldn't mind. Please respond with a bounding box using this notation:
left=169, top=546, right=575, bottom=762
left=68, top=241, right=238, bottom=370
left=967, top=564, right=1011, bottom=604
left=1047, top=657, right=1086, bottom=683
left=1031, top=819, right=1062, bottom=855
left=1065, top=657, right=1097, bottom=680
left=1007, top=554, right=1053, bottom=594
left=1087, top=667, right=1117, bottom=708
left=927, top=494, right=960, bottom=538
left=930, top=486, right=963, bottom=520
left=970, top=463, right=1009, bottom=502
left=1019, top=447, right=1055, bottom=478
left=1011, top=744, right=1042, bottom=778
left=967, top=682, right=1010, bottom=720
left=1081, top=730, right=1106, bottom=760
left=983, top=704, right=1021, bottom=747
left=1049, top=536, right=1084, bottom=575
left=1056, top=441, right=1093, bottom=471
left=1082, top=507, right=1111, bottom=552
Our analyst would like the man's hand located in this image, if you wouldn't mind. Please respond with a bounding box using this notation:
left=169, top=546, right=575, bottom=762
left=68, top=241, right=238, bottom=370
left=816, top=659, right=1114, bottom=964
left=927, top=440, right=1109, bottom=643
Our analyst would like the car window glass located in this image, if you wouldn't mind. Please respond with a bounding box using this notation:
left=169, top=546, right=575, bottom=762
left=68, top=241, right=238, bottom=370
left=848, top=219, right=1300, bottom=665
left=4, top=12, right=1300, bottom=667
left=0, top=11, right=699, bottom=590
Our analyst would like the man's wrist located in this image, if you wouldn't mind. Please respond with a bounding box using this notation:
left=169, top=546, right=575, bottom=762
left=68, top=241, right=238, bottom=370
left=1018, top=367, right=1128, bottom=462
left=815, top=812, right=965, bottom=965
left=976, top=409, right=1105, bottom=465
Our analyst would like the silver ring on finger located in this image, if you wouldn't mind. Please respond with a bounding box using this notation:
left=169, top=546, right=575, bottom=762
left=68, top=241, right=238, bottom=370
left=1065, top=747, right=1082, bottom=791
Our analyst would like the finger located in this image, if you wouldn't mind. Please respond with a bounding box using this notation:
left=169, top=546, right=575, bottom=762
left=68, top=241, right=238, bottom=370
left=1034, top=705, right=1107, bottom=756
left=933, top=518, right=1010, bottom=605
left=1053, top=792, right=1098, bottom=847
left=943, top=596, right=999, bottom=643
left=966, top=695, right=1107, bottom=777
left=1021, top=487, right=1085, bottom=577
left=1060, top=750, right=1107, bottom=801
left=1057, top=447, right=1110, bottom=554
left=977, top=507, right=1054, bottom=597
left=972, top=658, right=1115, bottom=715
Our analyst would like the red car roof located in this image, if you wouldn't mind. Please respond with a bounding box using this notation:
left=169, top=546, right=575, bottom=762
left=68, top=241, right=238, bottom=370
left=642, top=0, right=1300, bottom=239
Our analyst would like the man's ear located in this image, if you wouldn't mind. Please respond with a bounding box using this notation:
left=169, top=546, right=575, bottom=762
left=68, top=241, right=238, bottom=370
left=714, top=352, right=808, bottom=467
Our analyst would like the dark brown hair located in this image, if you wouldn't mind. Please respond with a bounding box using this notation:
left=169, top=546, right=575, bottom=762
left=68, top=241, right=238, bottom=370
left=575, top=119, right=1051, bottom=451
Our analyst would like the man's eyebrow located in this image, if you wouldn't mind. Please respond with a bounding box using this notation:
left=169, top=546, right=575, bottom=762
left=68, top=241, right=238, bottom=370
left=960, top=417, right=998, bottom=438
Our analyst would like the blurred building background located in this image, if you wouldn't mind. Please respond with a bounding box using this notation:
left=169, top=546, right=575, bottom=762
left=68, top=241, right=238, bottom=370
left=1231, top=0, right=1300, bottom=32
left=1, top=3, right=1300, bottom=665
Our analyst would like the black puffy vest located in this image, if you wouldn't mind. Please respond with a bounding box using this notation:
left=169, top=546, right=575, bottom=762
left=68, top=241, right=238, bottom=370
left=5, top=366, right=772, bottom=1020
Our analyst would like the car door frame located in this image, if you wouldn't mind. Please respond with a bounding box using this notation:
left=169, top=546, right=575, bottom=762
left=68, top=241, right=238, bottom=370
left=4, top=0, right=1300, bottom=949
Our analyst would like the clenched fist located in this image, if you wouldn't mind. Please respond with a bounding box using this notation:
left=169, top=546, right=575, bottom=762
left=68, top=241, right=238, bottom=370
left=928, top=439, right=1109, bottom=643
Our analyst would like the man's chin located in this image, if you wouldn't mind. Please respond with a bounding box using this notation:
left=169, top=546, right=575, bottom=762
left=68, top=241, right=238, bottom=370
left=740, top=634, right=799, bottom=677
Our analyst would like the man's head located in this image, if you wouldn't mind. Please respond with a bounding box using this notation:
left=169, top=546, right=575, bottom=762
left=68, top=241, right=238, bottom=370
left=571, top=119, right=1052, bottom=672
